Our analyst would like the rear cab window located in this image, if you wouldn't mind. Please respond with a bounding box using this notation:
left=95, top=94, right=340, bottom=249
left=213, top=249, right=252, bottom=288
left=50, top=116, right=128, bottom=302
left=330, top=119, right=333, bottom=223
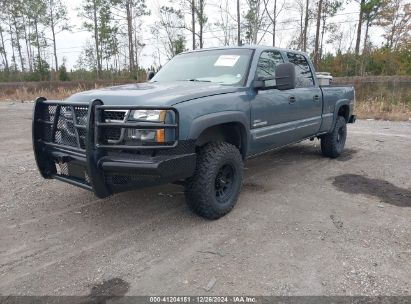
left=286, top=52, right=315, bottom=88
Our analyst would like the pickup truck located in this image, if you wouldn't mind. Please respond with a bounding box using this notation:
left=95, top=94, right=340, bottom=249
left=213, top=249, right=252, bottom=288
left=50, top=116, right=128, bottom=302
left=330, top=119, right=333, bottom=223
left=33, top=46, right=355, bottom=219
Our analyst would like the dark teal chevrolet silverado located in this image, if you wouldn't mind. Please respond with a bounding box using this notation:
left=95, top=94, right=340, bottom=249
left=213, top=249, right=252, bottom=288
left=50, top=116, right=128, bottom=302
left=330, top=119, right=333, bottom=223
left=33, top=46, right=355, bottom=219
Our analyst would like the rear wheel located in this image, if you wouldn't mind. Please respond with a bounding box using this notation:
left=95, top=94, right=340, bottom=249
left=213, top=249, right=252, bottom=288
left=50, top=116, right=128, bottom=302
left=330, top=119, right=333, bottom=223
left=185, top=142, right=243, bottom=220
left=321, top=116, right=347, bottom=158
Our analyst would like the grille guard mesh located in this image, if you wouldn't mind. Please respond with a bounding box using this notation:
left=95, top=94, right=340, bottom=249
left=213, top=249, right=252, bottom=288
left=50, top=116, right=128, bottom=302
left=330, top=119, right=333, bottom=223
left=32, top=98, right=180, bottom=198
left=34, top=100, right=179, bottom=151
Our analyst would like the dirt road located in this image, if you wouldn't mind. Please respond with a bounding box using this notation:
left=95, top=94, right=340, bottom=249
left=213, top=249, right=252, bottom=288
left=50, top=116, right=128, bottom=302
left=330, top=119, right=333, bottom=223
left=0, top=102, right=410, bottom=296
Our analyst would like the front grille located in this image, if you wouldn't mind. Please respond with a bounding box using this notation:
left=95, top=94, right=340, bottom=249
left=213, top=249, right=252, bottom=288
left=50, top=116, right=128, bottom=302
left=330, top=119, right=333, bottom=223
left=103, top=126, right=122, bottom=141
left=102, top=110, right=128, bottom=142
left=103, top=110, right=127, bottom=121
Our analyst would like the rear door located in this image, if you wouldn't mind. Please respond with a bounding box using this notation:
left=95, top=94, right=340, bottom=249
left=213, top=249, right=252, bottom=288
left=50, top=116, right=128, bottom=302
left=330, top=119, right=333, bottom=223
left=285, top=52, right=323, bottom=139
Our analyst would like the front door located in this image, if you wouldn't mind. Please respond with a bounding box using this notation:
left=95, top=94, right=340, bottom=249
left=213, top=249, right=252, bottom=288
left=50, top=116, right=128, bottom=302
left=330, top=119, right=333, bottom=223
left=250, top=50, right=302, bottom=155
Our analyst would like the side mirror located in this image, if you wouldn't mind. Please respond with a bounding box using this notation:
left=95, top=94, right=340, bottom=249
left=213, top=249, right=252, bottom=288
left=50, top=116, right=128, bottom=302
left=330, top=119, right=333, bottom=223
left=253, top=76, right=276, bottom=90
left=147, top=71, right=155, bottom=81
left=275, top=63, right=296, bottom=90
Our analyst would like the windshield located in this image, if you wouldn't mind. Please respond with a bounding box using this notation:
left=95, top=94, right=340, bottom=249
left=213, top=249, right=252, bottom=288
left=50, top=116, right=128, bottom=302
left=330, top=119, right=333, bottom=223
left=151, top=49, right=253, bottom=86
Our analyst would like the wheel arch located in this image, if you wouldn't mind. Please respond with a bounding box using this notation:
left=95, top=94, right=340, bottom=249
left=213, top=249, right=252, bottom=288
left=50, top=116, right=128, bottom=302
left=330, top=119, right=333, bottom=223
left=338, top=104, right=350, bottom=122
left=332, top=100, right=351, bottom=127
left=188, top=112, right=249, bottom=158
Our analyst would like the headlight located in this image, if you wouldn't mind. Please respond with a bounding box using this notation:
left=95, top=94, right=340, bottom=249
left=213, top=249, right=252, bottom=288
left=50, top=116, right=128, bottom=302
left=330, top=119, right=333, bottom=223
left=129, top=109, right=166, bottom=122
left=125, top=109, right=169, bottom=144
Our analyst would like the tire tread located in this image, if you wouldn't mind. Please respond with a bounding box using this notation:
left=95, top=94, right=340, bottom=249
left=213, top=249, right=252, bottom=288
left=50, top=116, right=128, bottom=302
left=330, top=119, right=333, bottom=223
left=321, top=116, right=347, bottom=158
left=185, top=142, right=243, bottom=219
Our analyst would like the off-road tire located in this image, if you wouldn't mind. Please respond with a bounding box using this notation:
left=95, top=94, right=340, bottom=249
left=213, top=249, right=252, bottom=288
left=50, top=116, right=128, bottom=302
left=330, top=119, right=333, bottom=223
left=321, top=115, right=347, bottom=158
left=185, top=142, right=243, bottom=220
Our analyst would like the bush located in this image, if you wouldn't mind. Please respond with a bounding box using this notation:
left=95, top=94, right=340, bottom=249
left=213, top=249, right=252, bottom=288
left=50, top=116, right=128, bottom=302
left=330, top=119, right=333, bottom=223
left=59, top=64, right=70, bottom=81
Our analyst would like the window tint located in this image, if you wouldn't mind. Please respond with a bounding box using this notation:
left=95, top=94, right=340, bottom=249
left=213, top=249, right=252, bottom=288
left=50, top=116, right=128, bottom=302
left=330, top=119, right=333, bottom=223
left=286, top=52, right=314, bottom=87
left=256, top=51, right=284, bottom=79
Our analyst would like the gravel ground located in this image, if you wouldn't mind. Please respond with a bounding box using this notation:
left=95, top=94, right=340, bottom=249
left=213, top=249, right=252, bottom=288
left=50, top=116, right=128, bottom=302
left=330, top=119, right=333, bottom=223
left=0, top=102, right=410, bottom=296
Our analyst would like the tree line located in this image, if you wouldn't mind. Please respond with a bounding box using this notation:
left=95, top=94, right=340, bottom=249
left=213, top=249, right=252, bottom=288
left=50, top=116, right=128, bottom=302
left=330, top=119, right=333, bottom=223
left=0, top=0, right=410, bottom=82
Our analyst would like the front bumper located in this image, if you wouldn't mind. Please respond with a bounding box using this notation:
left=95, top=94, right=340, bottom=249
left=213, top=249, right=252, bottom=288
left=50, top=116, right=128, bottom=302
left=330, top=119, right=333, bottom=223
left=33, top=98, right=196, bottom=198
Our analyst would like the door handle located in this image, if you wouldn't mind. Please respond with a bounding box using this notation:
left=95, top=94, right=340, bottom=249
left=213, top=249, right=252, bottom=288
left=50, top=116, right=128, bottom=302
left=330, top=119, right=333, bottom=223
left=288, top=96, right=296, bottom=104
left=313, top=95, right=320, bottom=102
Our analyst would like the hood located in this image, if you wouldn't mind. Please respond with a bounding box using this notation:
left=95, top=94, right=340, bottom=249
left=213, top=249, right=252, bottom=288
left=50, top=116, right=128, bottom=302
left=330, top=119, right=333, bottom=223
left=65, top=81, right=241, bottom=106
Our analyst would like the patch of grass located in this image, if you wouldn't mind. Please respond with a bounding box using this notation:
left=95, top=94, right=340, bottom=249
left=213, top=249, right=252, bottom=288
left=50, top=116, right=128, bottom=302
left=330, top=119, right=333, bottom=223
left=352, top=80, right=411, bottom=121
left=0, top=84, right=103, bottom=102
left=1, top=78, right=411, bottom=121
left=355, top=99, right=411, bottom=121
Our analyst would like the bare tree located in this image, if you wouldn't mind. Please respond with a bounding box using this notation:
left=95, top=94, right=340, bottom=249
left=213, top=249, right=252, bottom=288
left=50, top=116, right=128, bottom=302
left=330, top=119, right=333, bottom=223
left=114, top=0, right=149, bottom=75
left=358, top=0, right=382, bottom=75
left=319, top=0, right=343, bottom=59
left=181, top=0, right=207, bottom=49
left=80, top=0, right=120, bottom=78
left=213, top=0, right=238, bottom=46
left=303, top=0, right=309, bottom=52
left=262, top=0, right=285, bottom=46
left=79, top=0, right=102, bottom=77
left=46, top=0, right=71, bottom=71
left=133, top=18, right=146, bottom=71
left=237, top=0, right=241, bottom=45
left=196, top=0, right=207, bottom=48
left=0, top=2, right=9, bottom=71
left=21, top=14, right=33, bottom=72
left=6, top=14, right=18, bottom=71
left=355, top=0, right=365, bottom=56
left=377, top=0, right=411, bottom=50
left=313, top=0, right=323, bottom=68
left=287, top=0, right=306, bottom=50
left=8, top=1, right=26, bottom=72
left=25, top=0, right=48, bottom=76
left=179, top=0, right=196, bottom=49
left=244, top=0, right=265, bottom=44
left=0, top=25, right=8, bottom=71
left=153, top=6, right=186, bottom=59
left=191, top=0, right=196, bottom=49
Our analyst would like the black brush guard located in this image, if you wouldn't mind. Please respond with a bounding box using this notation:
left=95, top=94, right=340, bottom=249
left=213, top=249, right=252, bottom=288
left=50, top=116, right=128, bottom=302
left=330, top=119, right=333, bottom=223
left=32, top=98, right=196, bottom=198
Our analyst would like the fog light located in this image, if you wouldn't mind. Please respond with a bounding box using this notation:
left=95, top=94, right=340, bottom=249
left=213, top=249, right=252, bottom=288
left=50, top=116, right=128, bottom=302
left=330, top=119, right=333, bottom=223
left=125, top=129, right=168, bottom=144
left=126, top=129, right=156, bottom=141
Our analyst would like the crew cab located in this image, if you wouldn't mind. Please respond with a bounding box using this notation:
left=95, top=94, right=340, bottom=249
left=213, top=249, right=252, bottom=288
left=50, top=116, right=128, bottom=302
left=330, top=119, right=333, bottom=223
left=33, top=46, right=355, bottom=219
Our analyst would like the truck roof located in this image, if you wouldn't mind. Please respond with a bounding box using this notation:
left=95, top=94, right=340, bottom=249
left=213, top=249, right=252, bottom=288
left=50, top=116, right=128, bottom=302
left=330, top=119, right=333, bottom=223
left=181, top=45, right=309, bottom=57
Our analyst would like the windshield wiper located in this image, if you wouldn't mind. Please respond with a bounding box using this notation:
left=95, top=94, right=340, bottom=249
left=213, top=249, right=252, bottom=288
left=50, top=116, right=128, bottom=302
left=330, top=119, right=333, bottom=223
left=179, top=79, right=212, bottom=82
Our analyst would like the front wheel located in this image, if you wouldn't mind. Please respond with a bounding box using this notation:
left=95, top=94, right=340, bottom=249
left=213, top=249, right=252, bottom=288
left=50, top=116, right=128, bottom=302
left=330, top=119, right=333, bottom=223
left=321, top=116, right=347, bottom=158
left=185, top=142, right=243, bottom=220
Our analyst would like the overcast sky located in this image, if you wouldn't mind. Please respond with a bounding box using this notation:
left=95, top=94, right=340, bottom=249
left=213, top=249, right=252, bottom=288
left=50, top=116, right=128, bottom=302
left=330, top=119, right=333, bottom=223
left=49, top=0, right=382, bottom=70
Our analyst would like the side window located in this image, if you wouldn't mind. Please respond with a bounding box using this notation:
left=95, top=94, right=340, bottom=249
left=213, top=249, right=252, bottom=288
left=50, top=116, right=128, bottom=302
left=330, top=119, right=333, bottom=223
left=256, top=51, right=284, bottom=83
left=286, top=52, right=314, bottom=87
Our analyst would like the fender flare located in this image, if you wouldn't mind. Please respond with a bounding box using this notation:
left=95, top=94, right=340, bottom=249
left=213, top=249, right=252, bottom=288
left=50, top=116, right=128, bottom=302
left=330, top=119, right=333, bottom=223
left=331, top=99, right=351, bottom=127
left=188, top=111, right=250, bottom=154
